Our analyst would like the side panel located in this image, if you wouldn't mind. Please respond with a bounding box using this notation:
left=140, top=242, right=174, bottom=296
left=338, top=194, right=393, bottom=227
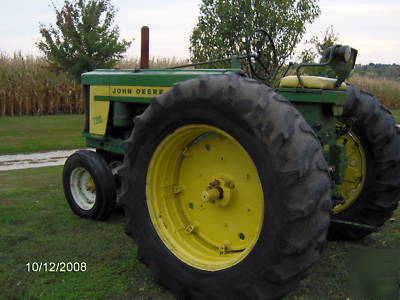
left=89, top=86, right=110, bottom=135
left=81, top=70, right=241, bottom=154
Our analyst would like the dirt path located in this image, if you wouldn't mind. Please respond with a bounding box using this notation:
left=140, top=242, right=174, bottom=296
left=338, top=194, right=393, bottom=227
left=0, top=149, right=89, bottom=171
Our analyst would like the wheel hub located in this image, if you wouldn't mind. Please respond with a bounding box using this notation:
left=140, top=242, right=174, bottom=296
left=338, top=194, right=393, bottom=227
left=200, top=178, right=233, bottom=207
left=70, top=167, right=96, bottom=210
left=85, top=178, right=96, bottom=193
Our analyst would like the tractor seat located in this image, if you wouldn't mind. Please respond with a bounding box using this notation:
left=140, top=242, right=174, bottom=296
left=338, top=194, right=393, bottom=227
left=279, top=75, right=347, bottom=90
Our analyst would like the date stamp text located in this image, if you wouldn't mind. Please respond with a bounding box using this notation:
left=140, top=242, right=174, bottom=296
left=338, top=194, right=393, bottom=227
left=26, top=262, right=87, bottom=272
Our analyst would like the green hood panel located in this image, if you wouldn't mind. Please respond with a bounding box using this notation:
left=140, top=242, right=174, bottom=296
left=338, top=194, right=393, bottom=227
left=81, top=69, right=239, bottom=86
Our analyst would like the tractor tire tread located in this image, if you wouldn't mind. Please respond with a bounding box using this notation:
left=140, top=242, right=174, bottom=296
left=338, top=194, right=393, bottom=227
left=121, top=74, right=331, bottom=299
left=328, top=84, right=400, bottom=240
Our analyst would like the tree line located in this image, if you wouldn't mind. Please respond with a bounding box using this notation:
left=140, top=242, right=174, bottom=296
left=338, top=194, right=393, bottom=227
left=354, top=64, right=400, bottom=80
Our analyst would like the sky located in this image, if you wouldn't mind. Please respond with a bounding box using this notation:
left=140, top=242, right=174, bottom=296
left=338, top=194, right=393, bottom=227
left=0, top=0, right=399, bottom=64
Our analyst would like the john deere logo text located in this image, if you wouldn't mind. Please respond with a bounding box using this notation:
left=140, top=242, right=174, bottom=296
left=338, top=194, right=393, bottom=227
left=111, top=86, right=169, bottom=98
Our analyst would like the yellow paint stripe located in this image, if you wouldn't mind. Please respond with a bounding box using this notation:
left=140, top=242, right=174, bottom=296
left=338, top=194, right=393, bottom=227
left=89, top=86, right=110, bottom=135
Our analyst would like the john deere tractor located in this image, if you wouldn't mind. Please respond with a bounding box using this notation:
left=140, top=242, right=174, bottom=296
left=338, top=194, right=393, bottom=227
left=62, top=29, right=400, bottom=299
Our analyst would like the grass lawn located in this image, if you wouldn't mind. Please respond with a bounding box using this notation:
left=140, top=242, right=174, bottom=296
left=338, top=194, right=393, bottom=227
left=0, top=166, right=173, bottom=300
left=0, top=115, right=86, bottom=155
left=0, top=111, right=398, bottom=156
left=1, top=166, right=399, bottom=299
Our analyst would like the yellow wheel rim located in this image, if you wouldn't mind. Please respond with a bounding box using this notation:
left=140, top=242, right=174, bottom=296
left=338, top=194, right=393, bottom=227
left=333, top=123, right=367, bottom=214
left=146, top=125, right=264, bottom=271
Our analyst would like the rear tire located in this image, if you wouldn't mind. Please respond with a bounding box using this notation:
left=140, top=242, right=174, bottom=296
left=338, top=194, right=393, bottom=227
left=329, top=85, right=400, bottom=240
left=120, top=74, right=331, bottom=299
left=63, top=150, right=116, bottom=220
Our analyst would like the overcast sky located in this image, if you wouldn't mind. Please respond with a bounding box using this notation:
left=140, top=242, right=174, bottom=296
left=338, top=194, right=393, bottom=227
left=0, top=0, right=399, bottom=64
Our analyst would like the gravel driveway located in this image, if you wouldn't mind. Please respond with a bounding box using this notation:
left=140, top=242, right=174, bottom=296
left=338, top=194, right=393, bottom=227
left=0, top=149, right=91, bottom=171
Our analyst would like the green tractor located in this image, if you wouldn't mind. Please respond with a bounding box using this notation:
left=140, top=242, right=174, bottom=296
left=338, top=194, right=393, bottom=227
left=62, top=29, right=400, bottom=299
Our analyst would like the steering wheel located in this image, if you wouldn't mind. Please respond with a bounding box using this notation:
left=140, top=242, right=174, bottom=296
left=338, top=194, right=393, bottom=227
left=246, top=29, right=278, bottom=81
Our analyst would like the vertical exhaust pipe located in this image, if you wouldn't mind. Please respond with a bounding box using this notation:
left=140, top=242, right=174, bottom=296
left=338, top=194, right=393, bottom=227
left=140, top=26, right=150, bottom=69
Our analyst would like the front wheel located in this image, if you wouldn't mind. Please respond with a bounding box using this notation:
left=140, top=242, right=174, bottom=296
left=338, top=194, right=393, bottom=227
left=120, top=74, right=331, bottom=299
left=96, top=149, right=124, bottom=209
left=63, top=150, right=116, bottom=220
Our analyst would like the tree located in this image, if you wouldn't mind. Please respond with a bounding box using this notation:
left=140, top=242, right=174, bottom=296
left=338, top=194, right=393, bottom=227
left=37, top=0, right=131, bottom=82
left=190, top=0, right=320, bottom=85
left=298, top=25, right=339, bottom=77
left=299, top=25, right=339, bottom=63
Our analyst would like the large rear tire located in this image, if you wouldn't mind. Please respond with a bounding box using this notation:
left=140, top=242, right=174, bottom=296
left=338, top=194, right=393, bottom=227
left=120, top=74, right=331, bottom=299
left=329, top=85, right=400, bottom=240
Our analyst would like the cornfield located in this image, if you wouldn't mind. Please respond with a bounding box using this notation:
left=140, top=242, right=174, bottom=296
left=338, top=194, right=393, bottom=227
left=349, top=74, right=400, bottom=108
left=0, top=54, right=188, bottom=117
left=0, top=53, right=82, bottom=116
left=115, top=57, right=189, bottom=69
left=0, top=53, right=399, bottom=116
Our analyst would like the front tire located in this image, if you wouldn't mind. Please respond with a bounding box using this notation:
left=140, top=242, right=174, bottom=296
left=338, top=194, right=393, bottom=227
left=63, top=150, right=116, bottom=220
left=96, top=149, right=124, bottom=209
left=120, top=74, right=331, bottom=299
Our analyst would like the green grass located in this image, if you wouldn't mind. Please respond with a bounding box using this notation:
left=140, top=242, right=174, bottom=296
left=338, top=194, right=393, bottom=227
left=0, top=115, right=86, bottom=154
left=0, top=108, right=398, bottom=156
left=391, top=109, right=400, bottom=124
left=1, top=166, right=399, bottom=299
left=0, top=166, right=174, bottom=300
